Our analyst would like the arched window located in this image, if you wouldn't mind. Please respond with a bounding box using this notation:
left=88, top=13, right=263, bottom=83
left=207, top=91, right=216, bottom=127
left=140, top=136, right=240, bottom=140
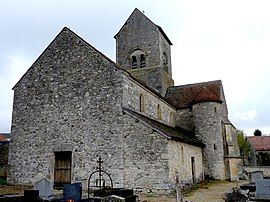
left=140, top=54, right=145, bottom=67
left=131, top=56, right=137, bottom=69
left=139, top=93, right=144, bottom=112
left=157, top=104, right=161, bottom=120
left=162, top=52, right=168, bottom=72
left=130, top=49, right=146, bottom=68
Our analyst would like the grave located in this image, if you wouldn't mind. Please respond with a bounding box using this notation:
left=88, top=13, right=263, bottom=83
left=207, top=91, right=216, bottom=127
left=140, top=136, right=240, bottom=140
left=34, top=178, right=53, bottom=201
left=249, top=171, right=263, bottom=183
left=255, top=179, right=270, bottom=200
left=63, top=182, right=82, bottom=202
left=87, top=157, right=137, bottom=202
left=24, top=189, right=41, bottom=202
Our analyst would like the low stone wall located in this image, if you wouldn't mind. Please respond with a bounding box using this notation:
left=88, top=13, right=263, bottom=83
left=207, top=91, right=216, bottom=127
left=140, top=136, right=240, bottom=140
left=243, top=166, right=270, bottom=177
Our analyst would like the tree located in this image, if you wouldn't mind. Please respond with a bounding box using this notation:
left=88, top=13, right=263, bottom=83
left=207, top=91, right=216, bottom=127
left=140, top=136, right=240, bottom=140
left=254, top=129, right=262, bottom=136
left=237, top=131, right=253, bottom=165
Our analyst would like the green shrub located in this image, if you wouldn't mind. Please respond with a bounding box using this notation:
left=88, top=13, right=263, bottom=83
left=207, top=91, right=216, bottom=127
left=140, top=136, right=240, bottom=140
left=0, top=177, right=7, bottom=185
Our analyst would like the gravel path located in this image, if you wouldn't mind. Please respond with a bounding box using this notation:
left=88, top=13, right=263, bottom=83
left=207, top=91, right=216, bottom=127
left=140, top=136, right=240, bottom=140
left=184, top=180, right=248, bottom=202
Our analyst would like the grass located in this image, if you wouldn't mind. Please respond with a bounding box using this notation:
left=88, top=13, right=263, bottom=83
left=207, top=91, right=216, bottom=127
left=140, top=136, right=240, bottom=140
left=0, top=178, right=6, bottom=185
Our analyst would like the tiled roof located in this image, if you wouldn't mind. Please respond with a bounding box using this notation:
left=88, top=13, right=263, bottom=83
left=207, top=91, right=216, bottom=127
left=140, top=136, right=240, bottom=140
left=123, top=107, right=205, bottom=147
left=0, top=134, right=8, bottom=142
left=165, top=80, right=223, bottom=109
left=247, top=136, right=270, bottom=151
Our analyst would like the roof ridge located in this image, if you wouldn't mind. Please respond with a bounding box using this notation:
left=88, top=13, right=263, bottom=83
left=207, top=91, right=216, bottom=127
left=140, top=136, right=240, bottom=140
left=63, top=27, right=123, bottom=70
left=169, top=80, right=222, bottom=89
left=114, top=8, right=172, bottom=45
left=122, top=107, right=205, bottom=147
left=12, top=27, right=125, bottom=89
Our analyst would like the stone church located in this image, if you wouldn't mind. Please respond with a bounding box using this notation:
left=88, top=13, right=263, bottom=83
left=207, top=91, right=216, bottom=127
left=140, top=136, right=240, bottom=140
left=8, top=9, right=241, bottom=192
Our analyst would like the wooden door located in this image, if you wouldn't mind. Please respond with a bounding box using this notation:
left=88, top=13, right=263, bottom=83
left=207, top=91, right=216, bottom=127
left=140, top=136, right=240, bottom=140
left=54, top=151, right=72, bottom=187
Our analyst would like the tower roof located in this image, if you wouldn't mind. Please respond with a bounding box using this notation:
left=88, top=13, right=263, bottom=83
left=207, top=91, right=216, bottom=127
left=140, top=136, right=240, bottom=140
left=165, top=80, right=223, bottom=109
left=114, top=8, right=172, bottom=45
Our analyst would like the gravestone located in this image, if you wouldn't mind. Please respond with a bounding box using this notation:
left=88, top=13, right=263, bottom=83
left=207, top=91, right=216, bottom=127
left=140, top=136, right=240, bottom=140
left=255, top=179, right=270, bottom=200
left=63, top=182, right=82, bottom=202
left=24, top=190, right=41, bottom=202
left=34, top=178, right=53, bottom=201
left=249, top=171, right=263, bottom=183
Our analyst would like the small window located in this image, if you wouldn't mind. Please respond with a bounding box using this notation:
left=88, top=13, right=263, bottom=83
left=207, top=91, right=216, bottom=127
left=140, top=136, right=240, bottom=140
left=214, top=107, right=217, bottom=113
left=157, top=104, right=161, bottom=120
left=139, top=93, right=144, bottom=112
left=169, top=112, right=173, bottom=125
left=132, top=56, right=137, bottom=68
left=140, top=54, right=145, bottom=67
left=214, top=144, right=217, bottom=150
left=162, top=52, right=168, bottom=72
left=181, top=147, right=184, bottom=163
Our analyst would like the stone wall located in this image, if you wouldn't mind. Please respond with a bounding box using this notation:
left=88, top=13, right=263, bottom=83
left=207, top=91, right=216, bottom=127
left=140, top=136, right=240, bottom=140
left=175, top=109, right=194, bottom=131
left=159, top=32, right=172, bottom=76
left=121, top=114, right=170, bottom=192
left=192, top=102, right=226, bottom=179
left=115, top=9, right=162, bottom=71
left=8, top=28, right=125, bottom=188
left=159, top=32, right=174, bottom=94
left=168, top=140, right=204, bottom=184
left=115, top=9, right=173, bottom=96
left=225, top=158, right=242, bottom=181
left=122, top=73, right=175, bottom=126
left=224, top=124, right=240, bottom=158
left=243, top=166, right=270, bottom=177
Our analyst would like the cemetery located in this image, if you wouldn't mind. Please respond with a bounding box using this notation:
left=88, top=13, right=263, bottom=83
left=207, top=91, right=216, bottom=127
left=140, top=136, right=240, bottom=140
left=1, top=168, right=270, bottom=201
left=0, top=157, right=137, bottom=202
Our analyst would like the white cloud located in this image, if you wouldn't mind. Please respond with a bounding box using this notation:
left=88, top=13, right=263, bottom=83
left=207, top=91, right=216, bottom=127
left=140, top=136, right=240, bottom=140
left=0, top=55, right=32, bottom=132
left=233, top=110, right=257, bottom=122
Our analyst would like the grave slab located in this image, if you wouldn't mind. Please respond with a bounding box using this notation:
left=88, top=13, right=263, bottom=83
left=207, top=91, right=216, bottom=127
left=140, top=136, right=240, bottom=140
left=255, top=179, right=270, bottom=200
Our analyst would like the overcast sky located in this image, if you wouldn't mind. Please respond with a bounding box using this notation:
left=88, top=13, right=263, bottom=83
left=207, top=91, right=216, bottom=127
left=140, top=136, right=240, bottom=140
left=1, top=0, right=270, bottom=136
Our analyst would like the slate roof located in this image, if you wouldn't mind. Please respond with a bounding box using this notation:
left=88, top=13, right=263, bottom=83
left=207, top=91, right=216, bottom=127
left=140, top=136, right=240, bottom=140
left=123, top=107, right=205, bottom=147
left=114, top=8, right=172, bottom=45
left=165, top=80, right=223, bottom=109
left=247, top=136, right=270, bottom=151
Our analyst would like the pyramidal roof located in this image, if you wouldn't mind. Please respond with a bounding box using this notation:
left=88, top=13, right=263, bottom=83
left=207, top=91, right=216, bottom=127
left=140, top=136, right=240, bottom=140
left=114, top=8, right=172, bottom=45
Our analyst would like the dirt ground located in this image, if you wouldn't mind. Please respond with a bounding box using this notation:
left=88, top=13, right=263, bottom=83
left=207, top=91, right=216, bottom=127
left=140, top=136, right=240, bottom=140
left=184, top=180, right=248, bottom=202
left=0, top=180, right=248, bottom=201
left=139, top=180, right=248, bottom=202
left=0, top=185, right=30, bottom=196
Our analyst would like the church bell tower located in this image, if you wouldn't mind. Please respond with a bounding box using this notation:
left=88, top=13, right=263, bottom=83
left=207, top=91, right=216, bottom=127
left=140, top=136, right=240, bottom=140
left=114, top=8, right=174, bottom=96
